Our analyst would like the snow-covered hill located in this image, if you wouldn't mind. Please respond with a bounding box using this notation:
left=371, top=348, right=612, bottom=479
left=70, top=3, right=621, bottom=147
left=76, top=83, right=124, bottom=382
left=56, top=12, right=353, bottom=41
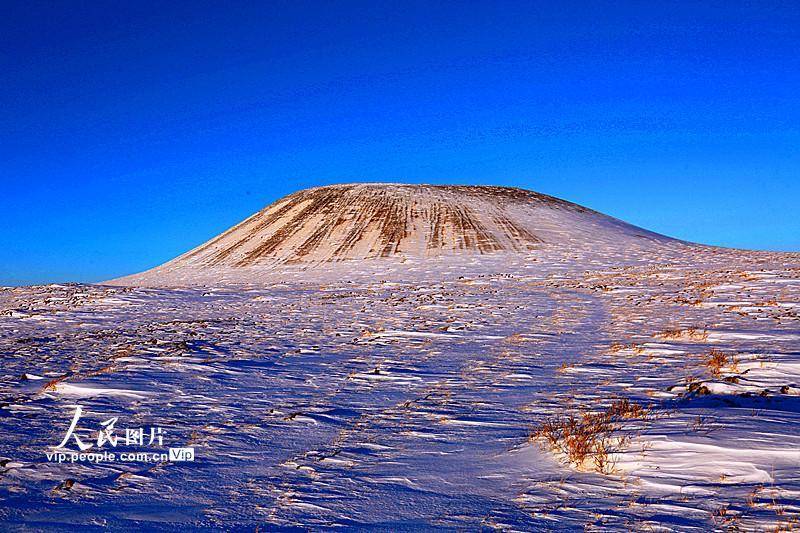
left=112, top=183, right=683, bottom=286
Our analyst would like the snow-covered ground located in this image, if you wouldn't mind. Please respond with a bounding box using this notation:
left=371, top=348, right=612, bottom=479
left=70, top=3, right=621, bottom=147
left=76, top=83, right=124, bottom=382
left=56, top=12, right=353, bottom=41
left=1, top=247, right=800, bottom=530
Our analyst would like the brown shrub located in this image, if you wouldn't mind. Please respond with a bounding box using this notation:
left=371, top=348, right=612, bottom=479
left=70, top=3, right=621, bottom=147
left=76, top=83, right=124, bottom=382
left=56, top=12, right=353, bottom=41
left=532, top=399, right=649, bottom=474
left=705, top=349, right=732, bottom=377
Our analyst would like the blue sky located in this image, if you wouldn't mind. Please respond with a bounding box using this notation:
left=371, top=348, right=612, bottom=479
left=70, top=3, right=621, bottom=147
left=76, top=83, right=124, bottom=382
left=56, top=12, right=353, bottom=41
left=2, top=1, right=799, bottom=285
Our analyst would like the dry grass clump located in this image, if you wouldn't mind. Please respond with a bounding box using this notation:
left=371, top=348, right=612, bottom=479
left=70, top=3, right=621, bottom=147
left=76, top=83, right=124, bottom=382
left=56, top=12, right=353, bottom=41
left=531, top=399, right=649, bottom=474
left=756, top=299, right=779, bottom=307
left=657, top=327, right=709, bottom=341
left=41, top=374, right=68, bottom=392
left=556, top=362, right=574, bottom=373
left=705, top=349, right=732, bottom=377
left=504, top=333, right=529, bottom=344
left=608, top=342, right=645, bottom=355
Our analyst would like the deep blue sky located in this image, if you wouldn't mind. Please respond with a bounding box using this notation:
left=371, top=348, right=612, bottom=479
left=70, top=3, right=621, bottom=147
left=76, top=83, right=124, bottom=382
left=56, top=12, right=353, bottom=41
left=2, top=1, right=799, bottom=285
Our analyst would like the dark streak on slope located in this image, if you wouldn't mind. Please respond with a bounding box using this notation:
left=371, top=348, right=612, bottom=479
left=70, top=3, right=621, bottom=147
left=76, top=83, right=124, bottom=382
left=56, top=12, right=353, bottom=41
left=193, top=197, right=301, bottom=266
left=235, top=186, right=353, bottom=266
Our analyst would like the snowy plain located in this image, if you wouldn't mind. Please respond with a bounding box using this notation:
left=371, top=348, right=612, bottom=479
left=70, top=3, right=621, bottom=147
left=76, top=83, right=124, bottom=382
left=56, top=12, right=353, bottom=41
left=2, top=244, right=800, bottom=531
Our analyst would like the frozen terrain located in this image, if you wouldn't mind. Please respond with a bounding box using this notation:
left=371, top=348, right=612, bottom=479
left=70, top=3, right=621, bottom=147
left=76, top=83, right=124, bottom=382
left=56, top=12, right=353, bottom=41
left=112, top=183, right=676, bottom=286
left=1, top=185, right=799, bottom=530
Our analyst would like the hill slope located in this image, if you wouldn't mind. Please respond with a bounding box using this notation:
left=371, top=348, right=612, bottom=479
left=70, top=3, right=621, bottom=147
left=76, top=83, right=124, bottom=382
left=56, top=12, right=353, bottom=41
left=111, top=183, right=682, bottom=286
